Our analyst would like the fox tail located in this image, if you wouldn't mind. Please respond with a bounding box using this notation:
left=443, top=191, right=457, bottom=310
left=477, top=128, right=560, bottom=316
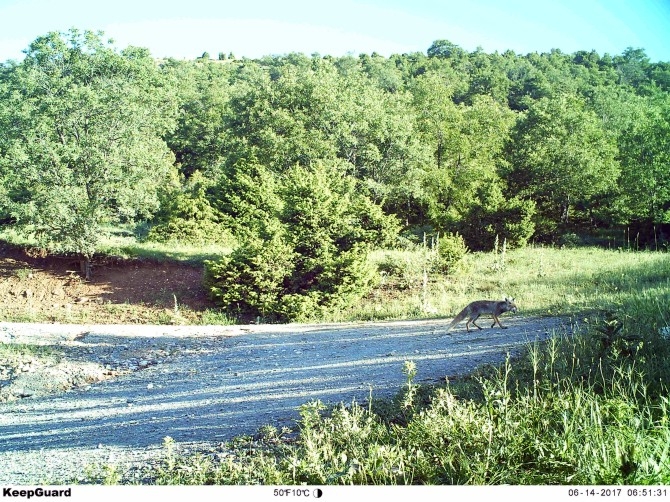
left=445, top=307, right=468, bottom=333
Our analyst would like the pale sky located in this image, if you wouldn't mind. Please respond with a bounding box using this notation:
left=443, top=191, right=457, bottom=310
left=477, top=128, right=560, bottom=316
left=1, top=0, right=669, bottom=62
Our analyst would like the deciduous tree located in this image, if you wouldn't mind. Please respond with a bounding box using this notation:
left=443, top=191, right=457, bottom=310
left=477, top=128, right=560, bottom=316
left=0, top=30, right=178, bottom=277
left=504, top=93, right=619, bottom=238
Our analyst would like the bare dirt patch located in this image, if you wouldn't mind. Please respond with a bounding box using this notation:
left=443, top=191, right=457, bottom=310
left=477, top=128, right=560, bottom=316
left=0, top=243, right=216, bottom=324
left=0, top=243, right=221, bottom=401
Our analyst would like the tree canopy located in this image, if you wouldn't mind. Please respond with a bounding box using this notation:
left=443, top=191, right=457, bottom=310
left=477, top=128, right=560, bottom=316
left=1, top=30, right=669, bottom=310
left=0, top=29, right=178, bottom=277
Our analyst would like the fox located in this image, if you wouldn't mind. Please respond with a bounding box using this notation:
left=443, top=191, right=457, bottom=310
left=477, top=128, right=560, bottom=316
left=445, top=298, right=517, bottom=333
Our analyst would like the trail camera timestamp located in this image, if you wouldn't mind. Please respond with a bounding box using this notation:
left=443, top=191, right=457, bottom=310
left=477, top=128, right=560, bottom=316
left=568, top=489, right=668, bottom=498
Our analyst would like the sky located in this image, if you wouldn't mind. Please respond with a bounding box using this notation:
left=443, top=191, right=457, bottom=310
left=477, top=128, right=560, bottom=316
left=0, top=0, right=669, bottom=63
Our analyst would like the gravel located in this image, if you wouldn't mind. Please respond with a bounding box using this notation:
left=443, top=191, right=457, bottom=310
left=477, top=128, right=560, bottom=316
left=0, top=316, right=571, bottom=485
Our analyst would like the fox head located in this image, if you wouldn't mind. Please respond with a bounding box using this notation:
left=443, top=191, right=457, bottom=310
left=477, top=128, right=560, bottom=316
left=504, top=297, right=518, bottom=313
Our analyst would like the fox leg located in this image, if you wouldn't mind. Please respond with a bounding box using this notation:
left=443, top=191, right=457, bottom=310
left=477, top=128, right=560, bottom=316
left=491, top=314, right=508, bottom=329
left=467, top=314, right=483, bottom=332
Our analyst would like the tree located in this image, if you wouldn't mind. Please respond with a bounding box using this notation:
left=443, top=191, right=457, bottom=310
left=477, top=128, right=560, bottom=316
left=219, top=55, right=429, bottom=224
left=504, top=93, right=619, bottom=238
left=617, top=90, right=670, bottom=241
left=163, top=58, right=234, bottom=177
left=427, top=40, right=465, bottom=60
left=614, top=47, right=650, bottom=89
left=204, top=161, right=396, bottom=322
left=0, top=30, right=178, bottom=278
left=411, top=71, right=461, bottom=172
left=212, top=159, right=284, bottom=240
left=459, top=183, right=536, bottom=250
left=465, top=49, right=511, bottom=105
left=412, top=72, right=515, bottom=232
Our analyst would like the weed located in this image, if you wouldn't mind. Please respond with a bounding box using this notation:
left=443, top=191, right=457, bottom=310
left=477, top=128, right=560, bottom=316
left=0, top=343, right=56, bottom=361
left=15, top=268, right=33, bottom=280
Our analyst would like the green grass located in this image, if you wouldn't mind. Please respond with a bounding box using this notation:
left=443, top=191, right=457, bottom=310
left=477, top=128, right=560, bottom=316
left=335, top=245, right=670, bottom=323
left=99, top=233, right=232, bottom=265
left=0, top=342, right=56, bottom=360
left=0, top=225, right=233, bottom=266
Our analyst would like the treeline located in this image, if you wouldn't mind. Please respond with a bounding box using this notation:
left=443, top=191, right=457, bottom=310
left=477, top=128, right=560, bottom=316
left=162, top=38, right=670, bottom=250
left=0, top=30, right=668, bottom=318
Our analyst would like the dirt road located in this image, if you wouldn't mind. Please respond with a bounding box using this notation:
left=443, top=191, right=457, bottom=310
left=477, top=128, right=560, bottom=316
left=0, top=316, right=569, bottom=484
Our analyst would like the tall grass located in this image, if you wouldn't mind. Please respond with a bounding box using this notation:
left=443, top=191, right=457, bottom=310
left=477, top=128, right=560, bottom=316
left=340, top=245, right=670, bottom=322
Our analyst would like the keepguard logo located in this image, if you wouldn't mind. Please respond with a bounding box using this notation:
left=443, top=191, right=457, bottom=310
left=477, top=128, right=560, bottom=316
left=3, top=488, right=72, bottom=499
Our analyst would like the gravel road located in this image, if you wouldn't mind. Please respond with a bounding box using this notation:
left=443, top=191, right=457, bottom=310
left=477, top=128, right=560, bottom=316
left=0, top=316, right=570, bottom=485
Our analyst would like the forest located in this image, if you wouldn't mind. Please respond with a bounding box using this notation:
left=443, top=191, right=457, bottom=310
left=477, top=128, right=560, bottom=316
left=0, top=29, right=668, bottom=321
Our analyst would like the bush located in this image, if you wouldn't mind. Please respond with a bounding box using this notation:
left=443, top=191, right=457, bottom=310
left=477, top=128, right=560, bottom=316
left=352, top=196, right=403, bottom=248
left=432, top=233, right=467, bottom=274
left=147, top=171, right=233, bottom=245
left=558, top=232, right=581, bottom=248
left=212, top=161, right=283, bottom=240
left=204, top=162, right=385, bottom=322
left=147, top=218, right=233, bottom=246
left=203, top=232, right=295, bottom=321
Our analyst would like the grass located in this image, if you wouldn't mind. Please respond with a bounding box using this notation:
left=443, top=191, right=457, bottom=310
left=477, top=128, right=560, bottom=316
left=100, top=233, right=232, bottom=265
left=0, top=342, right=56, bottom=361
left=70, top=241, right=670, bottom=485
left=333, top=245, right=670, bottom=323
left=3, top=223, right=666, bottom=325
left=0, top=225, right=233, bottom=266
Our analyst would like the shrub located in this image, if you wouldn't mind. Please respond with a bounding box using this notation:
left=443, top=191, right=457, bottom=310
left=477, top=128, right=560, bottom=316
left=204, top=162, right=385, bottom=322
left=212, top=161, right=283, bottom=240
left=147, top=171, right=233, bottom=245
left=147, top=218, right=232, bottom=246
left=203, top=232, right=295, bottom=321
left=432, top=233, right=467, bottom=274
left=558, top=232, right=581, bottom=248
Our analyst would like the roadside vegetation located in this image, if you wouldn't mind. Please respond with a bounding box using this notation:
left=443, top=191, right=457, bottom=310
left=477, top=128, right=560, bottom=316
left=145, top=318, right=670, bottom=485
